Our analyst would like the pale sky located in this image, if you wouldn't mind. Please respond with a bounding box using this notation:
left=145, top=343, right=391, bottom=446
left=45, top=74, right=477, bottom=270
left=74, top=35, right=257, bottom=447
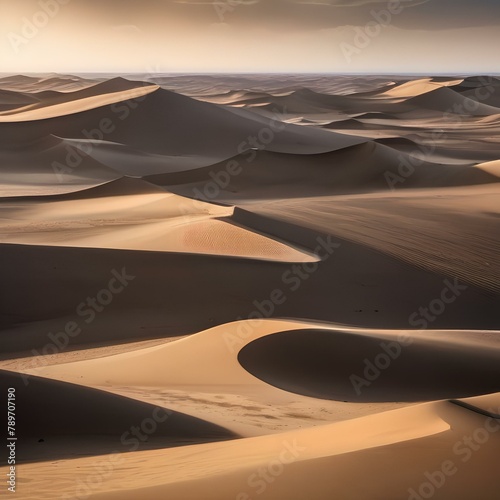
left=1, top=0, right=499, bottom=74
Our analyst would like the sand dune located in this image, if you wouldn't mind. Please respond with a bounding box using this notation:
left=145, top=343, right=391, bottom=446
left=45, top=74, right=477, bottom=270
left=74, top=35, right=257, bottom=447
left=147, top=141, right=498, bottom=200
left=0, top=85, right=366, bottom=157
left=450, top=75, right=500, bottom=93
left=476, top=159, right=500, bottom=177
left=2, top=208, right=498, bottom=356
left=452, top=392, right=500, bottom=416
left=0, top=369, right=236, bottom=463
left=2, top=319, right=409, bottom=437
left=250, top=184, right=500, bottom=293
left=59, top=138, right=225, bottom=177
left=249, top=80, right=500, bottom=121
left=0, top=74, right=99, bottom=92
left=0, top=177, right=318, bottom=261
left=0, top=78, right=159, bottom=121
left=193, top=89, right=272, bottom=106
left=0, top=89, right=39, bottom=111
left=0, top=135, right=120, bottom=197
left=1, top=74, right=500, bottom=500
left=402, top=86, right=500, bottom=117
left=375, top=78, right=446, bottom=98
left=25, top=319, right=500, bottom=404
left=5, top=394, right=499, bottom=499
left=239, top=328, right=500, bottom=402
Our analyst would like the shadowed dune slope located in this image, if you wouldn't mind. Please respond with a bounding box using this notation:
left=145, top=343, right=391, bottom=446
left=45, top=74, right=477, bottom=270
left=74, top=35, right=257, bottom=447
left=238, top=329, right=500, bottom=402
left=0, top=135, right=120, bottom=197
left=0, top=89, right=39, bottom=111
left=0, top=370, right=236, bottom=463
left=0, top=87, right=366, bottom=156
left=146, top=141, right=498, bottom=199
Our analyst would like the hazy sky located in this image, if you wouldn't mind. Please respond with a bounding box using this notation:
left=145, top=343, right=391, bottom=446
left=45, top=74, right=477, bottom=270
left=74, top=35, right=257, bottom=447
left=1, top=0, right=499, bottom=73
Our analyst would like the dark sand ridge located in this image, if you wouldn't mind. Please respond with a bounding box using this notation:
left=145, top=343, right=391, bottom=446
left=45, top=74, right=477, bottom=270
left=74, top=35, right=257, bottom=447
left=450, top=75, right=500, bottom=92
left=238, top=328, right=500, bottom=402
left=189, top=77, right=460, bottom=112
left=58, top=138, right=226, bottom=177
left=0, top=74, right=99, bottom=92
left=461, top=88, right=500, bottom=107
left=400, top=86, right=500, bottom=116
left=374, top=136, right=500, bottom=162
left=254, top=84, right=500, bottom=118
left=0, top=89, right=39, bottom=111
left=0, top=134, right=120, bottom=197
left=145, top=141, right=498, bottom=200
left=325, top=119, right=500, bottom=164
left=0, top=85, right=367, bottom=156
left=149, top=73, right=394, bottom=99
left=0, top=370, right=236, bottom=464
left=191, top=89, right=274, bottom=106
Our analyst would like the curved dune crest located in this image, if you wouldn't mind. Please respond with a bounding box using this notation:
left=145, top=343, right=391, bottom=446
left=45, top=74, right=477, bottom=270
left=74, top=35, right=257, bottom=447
left=25, top=319, right=500, bottom=402
left=403, top=86, right=500, bottom=116
left=375, top=78, right=446, bottom=99
left=476, top=159, right=500, bottom=177
left=0, top=177, right=318, bottom=262
left=0, top=78, right=159, bottom=121
left=22, top=319, right=318, bottom=388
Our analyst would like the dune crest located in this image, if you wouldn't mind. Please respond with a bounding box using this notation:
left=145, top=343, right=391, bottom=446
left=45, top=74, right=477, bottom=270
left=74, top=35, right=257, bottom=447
left=0, top=79, right=159, bottom=121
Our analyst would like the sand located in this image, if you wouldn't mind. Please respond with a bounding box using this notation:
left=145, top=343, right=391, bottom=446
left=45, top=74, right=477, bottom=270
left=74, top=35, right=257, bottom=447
left=0, top=73, right=499, bottom=500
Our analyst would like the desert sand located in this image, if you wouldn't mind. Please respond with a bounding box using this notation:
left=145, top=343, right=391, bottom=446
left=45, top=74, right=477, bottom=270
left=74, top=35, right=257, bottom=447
left=0, top=73, right=499, bottom=499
